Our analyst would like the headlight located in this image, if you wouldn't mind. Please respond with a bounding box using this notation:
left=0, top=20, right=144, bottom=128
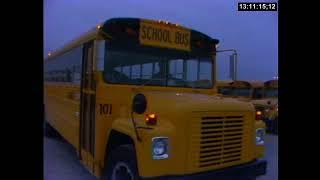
left=256, top=128, right=265, bottom=145
left=152, top=137, right=169, bottom=160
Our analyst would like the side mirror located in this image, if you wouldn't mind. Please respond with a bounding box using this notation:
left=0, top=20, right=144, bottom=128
left=132, top=94, right=147, bottom=114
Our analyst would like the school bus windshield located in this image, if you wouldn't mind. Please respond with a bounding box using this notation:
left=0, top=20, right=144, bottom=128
left=232, top=88, right=251, bottom=97
left=217, top=87, right=251, bottom=97
left=104, top=45, right=213, bottom=89
left=253, top=88, right=264, bottom=99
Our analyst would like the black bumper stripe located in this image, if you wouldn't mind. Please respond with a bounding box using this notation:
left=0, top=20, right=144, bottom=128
left=142, top=159, right=267, bottom=180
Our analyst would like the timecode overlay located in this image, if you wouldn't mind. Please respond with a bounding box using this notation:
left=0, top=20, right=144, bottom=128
left=238, top=2, right=278, bottom=11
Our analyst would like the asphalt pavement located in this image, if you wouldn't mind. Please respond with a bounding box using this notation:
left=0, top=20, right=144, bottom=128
left=44, top=134, right=278, bottom=180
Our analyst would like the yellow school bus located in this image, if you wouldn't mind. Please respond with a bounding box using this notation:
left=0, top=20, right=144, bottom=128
left=217, top=80, right=278, bottom=134
left=216, top=80, right=234, bottom=95
left=261, top=80, right=278, bottom=134
left=217, top=80, right=264, bottom=100
left=263, top=80, right=278, bottom=103
left=250, top=80, right=278, bottom=109
left=44, top=18, right=266, bottom=179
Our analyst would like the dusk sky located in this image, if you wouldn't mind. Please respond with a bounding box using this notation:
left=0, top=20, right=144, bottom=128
left=44, top=0, right=278, bottom=81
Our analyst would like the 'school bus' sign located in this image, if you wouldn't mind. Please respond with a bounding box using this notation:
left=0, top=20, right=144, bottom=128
left=139, top=20, right=191, bottom=51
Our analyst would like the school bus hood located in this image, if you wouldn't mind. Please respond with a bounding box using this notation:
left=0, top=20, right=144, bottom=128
left=233, top=97, right=251, bottom=102
left=219, top=96, right=251, bottom=102
left=144, top=91, right=255, bottom=112
left=252, top=98, right=278, bottom=108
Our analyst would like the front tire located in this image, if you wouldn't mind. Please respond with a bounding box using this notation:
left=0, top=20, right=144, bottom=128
left=102, top=144, right=140, bottom=180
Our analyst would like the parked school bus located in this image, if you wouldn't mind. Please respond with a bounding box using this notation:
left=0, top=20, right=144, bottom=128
left=262, top=79, right=278, bottom=105
left=216, top=80, right=266, bottom=114
left=251, top=80, right=278, bottom=110
left=217, top=80, right=278, bottom=134
left=44, top=18, right=267, bottom=180
left=250, top=80, right=278, bottom=134
left=261, top=80, right=278, bottom=134
left=217, top=80, right=264, bottom=100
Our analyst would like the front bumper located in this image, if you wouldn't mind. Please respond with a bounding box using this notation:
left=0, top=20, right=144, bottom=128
left=143, top=159, right=267, bottom=180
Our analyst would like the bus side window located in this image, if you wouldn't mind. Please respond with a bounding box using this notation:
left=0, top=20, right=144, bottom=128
left=44, top=45, right=83, bottom=84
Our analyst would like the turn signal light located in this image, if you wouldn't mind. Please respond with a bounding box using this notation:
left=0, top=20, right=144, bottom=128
left=145, top=113, right=157, bottom=125
left=256, top=111, right=263, bottom=120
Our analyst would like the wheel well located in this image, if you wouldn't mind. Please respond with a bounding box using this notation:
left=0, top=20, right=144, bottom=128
left=104, top=130, right=135, bottom=167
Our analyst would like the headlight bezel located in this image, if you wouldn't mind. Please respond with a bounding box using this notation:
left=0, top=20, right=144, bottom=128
left=152, top=137, right=169, bottom=160
left=256, top=128, right=265, bottom=146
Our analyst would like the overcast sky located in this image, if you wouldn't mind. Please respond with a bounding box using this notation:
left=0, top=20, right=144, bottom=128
left=44, top=0, right=278, bottom=81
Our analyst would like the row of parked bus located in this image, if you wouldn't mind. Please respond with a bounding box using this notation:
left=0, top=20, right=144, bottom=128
left=217, top=79, right=278, bottom=134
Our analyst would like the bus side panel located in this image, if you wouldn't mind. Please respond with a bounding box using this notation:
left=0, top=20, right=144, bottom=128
left=45, top=83, right=81, bottom=149
left=93, top=75, right=142, bottom=174
left=94, top=81, right=125, bottom=170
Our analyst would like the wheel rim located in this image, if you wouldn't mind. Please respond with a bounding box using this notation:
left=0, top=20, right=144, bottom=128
left=111, top=162, right=134, bottom=180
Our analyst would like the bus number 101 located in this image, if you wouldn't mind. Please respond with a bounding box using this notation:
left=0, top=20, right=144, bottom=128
left=99, top=104, right=112, bottom=115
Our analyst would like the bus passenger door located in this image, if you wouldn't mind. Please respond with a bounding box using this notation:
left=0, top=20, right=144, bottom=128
left=79, top=41, right=96, bottom=172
